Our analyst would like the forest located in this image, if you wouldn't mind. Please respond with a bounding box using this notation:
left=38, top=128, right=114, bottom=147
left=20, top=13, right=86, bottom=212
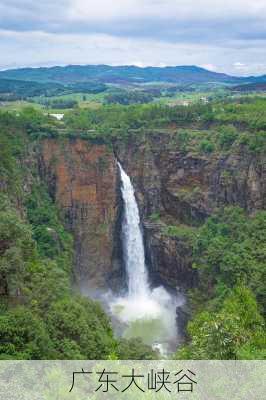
left=0, top=96, right=265, bottom=360
left=0, top=79, right=107, bottom=101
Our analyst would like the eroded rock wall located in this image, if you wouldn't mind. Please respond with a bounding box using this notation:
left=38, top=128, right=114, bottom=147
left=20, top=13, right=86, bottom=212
left=40, top=138, right=122, bottom=292
left=38, top=132, right=265, bottom=293
left=114, top=130, right=265, bottom=289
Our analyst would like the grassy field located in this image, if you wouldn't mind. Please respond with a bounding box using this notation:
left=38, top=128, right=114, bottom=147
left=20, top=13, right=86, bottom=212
left=32, top=91, right=106, bottom=106
left=0, top=100, right=44, bottom=111
left=0, top=92, right=105, bottom=113
left=1, top=88, right=266, bottom=114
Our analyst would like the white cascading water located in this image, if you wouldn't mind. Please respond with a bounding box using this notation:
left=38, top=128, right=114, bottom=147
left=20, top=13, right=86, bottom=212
left=118, top=162, right=150, bottom=299
left=111, top=162, right=183, bottom=355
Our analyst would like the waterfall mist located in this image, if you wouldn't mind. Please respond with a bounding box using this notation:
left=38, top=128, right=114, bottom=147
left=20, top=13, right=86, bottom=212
left=110, top=162, right=182, bottom=355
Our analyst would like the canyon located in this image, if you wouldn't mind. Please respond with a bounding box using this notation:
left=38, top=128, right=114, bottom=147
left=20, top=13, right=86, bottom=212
left=0, top=109, right=265, bottom=358
left=39, top=129, right=265, bottom=297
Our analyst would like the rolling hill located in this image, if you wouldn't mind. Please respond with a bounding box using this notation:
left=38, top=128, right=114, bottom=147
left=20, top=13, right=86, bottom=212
left=0, top=64, right=250, bottom=86
left=230, top=81, right=266, bottom=92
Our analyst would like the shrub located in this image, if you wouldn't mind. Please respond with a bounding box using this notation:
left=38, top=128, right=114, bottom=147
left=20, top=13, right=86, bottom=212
left=217, top=125, right=238, bottom=150
left=199, top=139, right=215, bottom=153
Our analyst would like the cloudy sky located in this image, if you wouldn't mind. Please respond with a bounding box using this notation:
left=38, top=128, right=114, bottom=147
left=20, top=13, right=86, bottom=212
left=0, top=0, right=266, bottom=75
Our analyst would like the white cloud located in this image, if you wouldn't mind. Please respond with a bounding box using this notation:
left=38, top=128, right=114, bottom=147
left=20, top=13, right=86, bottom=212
left=68, top=0, right=266, bottom=21
left=232, top=61, right=266, bottom=75
left=234, top=62, right=245, bottom=66
left=199, top=64, right=218, bottom=72
left=0, top=1, right=265, bottom=75
left=0, top=29, right=265, bottom=75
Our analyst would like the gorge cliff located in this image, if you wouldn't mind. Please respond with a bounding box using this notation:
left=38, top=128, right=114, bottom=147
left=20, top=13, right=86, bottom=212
left=38, top=129, right=265, bottom=294
left=114, top=130, right=264, bottom=289
left=39, top=139, right=123, bottom=292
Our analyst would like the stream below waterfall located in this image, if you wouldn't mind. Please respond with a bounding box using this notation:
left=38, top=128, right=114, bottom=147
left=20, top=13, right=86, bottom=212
left=109, top=162, right=184, bottom=356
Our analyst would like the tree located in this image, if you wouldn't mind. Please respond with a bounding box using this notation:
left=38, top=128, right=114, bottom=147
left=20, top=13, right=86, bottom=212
left=46, top=297, right=116, bottom=359
left=176, top=286, right=265, bottom=359
left=0, top=206, right=36, bottom=296
left=193, top=207, right=266, bottom=308
left=217, top=125, right=238, bottom=150
left=0, top=307, right=52, bottom=359
left=116, top=338, right=158, bottom=360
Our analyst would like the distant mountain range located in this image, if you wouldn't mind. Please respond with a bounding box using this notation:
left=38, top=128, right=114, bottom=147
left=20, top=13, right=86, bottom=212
left=1, top=64, right=266, bottom=86
left=230, top=82, right=266, bottom=92
left=1, top=64, right=266, bottom=101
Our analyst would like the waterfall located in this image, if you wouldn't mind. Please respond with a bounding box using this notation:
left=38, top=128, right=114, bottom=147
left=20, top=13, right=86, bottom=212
left=118, top=162, right=150, bottom=299
left=110, top=161, right=182, bottom=355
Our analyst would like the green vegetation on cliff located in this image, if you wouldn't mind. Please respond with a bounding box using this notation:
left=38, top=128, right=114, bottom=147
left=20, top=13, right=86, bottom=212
left=61, top=97, right=266, bottom=157
left=175, top=207, right=266, bottom=360
left=0, top=112, right=156, bottom=360
left=3, top=96, right=265, bottom=152
left=0, top=95, right=265, bottom=360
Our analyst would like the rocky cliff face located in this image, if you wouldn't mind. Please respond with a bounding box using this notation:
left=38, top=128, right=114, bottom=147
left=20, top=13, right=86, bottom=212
left=114, top=130, right=265, bottom=289
left=38, top=132, right=265, bottom=294
left=39, top=139, right=123, bottom=292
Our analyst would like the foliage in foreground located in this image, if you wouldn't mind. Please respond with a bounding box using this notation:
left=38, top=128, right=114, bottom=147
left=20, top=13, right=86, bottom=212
left=0, top=118, right=156, bottom=360
left=0, top=98, right=265, bottom=360
left=175, top=208, right=266, bottom=359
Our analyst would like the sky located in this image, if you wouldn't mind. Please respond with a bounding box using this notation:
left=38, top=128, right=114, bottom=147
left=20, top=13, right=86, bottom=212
left=0, top=0, right=266, bottom=75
